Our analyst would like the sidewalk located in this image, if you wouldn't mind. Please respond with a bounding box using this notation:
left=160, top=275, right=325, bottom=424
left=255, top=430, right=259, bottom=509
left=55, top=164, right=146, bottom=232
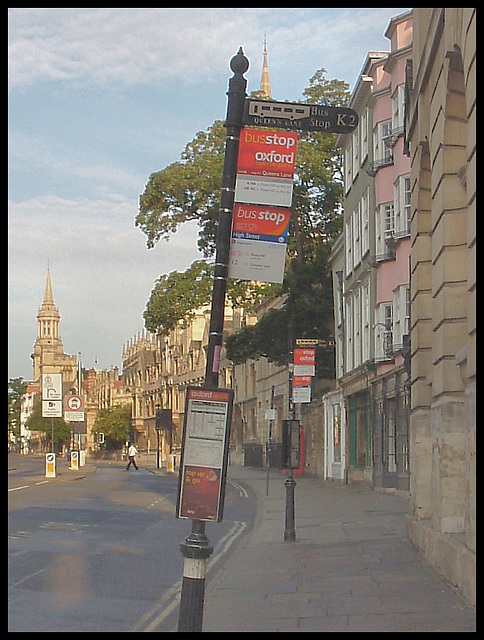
left=202, top=466, right=476, bottom=632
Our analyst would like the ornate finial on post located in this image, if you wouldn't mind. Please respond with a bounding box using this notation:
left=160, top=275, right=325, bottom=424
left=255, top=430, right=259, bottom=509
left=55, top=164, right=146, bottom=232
left=225, top=47, right=249, bottom=129
left=230, top=46, right=249, bottom=76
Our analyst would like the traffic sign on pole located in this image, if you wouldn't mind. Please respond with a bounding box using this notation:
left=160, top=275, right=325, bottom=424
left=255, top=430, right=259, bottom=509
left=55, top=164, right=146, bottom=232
left=243, top=99, right=358, bottom=134
left=64, top=394, right=85, bottom=422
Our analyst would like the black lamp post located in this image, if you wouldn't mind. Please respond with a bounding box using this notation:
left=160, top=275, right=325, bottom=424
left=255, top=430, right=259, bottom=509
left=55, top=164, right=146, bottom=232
left=155, top=403, right=161, bottom=469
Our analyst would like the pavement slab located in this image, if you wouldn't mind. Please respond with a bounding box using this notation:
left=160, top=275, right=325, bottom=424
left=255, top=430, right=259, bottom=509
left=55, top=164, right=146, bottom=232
left=203, top=466, right=476, bottom=633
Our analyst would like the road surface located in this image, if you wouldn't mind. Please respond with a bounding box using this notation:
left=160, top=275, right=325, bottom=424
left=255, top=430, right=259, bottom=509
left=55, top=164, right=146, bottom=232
left=8, top=454, right=255, bottom=632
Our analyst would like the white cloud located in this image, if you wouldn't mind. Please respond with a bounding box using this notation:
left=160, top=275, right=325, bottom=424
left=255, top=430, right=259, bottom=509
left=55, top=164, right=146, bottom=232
left=8, top=8, right=259, bottom=89
left=8, top=8, right=408, bottom=91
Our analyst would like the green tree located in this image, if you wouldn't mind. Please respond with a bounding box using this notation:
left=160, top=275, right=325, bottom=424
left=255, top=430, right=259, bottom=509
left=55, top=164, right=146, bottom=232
left=136, top=69, right=349, bottom=372
left=25, top=402, right=71, bottom=448
left=137, top=121, right=226, bottom=256
left=8, top=377, right=27, bottom=437
left=144, top=260, right=280, bottom=336
left=92, top=404, right=132, bottom=450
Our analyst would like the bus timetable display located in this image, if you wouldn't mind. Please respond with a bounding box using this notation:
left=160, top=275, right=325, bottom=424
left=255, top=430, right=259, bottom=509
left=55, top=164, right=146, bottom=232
left=176, top=387, right=233, bottom=522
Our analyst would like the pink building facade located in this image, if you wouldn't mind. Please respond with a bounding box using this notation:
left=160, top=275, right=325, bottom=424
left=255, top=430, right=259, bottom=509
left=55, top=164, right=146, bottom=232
left=329, top=10, right=413, bottom=490
left=371, top=11, right=413, bottom=491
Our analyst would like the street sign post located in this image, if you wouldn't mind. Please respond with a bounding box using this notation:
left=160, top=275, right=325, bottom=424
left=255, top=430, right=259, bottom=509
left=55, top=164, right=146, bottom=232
left=177, top=48, right=249, bottom=634
left=243, top=99, right=359, bottom=134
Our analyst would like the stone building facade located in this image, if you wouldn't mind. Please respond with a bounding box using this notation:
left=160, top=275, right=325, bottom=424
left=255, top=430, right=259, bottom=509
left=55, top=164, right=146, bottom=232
left=31, top=269, right=78, bottom=392
left=25, top=269, right=78, bottom=452
left=404, top=8, right=475, bottom=604
left=122, top=306, right=235, bottom=458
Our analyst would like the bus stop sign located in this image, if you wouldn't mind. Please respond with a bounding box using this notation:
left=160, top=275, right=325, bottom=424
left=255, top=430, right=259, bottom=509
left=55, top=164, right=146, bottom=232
left=243, top=99, right=358, bottom=134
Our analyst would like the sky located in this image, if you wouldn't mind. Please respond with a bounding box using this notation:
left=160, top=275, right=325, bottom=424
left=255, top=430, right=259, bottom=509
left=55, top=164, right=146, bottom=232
left=8, top=7, right=410, bottom=381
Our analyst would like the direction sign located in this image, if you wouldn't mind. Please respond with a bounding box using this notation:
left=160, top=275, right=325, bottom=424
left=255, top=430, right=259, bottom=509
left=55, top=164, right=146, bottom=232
left=243, top=99, right=358, bottom=134
left=42, top=373, right=62, bottom=400
left=296, top=338, right=320, bottom=347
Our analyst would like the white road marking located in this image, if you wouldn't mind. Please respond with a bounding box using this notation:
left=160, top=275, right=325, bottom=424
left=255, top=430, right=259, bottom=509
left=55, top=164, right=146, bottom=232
left=132, top=520, right=248, bottom=632
left=11, top=568, right=45, bottom=587
left=227, top=479, right=249, bottom=498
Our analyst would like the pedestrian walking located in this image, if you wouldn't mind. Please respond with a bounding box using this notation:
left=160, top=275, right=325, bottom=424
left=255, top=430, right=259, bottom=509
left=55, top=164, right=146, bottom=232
left=126, top=442, right=139, bottom=470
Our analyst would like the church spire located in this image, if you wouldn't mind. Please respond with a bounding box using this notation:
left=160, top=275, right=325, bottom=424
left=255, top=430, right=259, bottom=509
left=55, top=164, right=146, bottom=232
left=43, top=267, right=55, bottom=306
left=259, top=34, right=272, bottom=99
left=36, top=268, right=60, bottom=341
left=32, top=267, right=78, bottom=386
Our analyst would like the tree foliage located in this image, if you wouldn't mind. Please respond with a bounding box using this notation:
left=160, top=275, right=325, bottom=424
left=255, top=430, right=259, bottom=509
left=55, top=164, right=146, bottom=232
left=25, top=402, right=71, bottom=447
left=144, top=260, right=280, bottom=336
left=92, top=403, right=132, bottom=450
left=137, top=122, right=226, bottom=256
left=136, top=69, right=350, bottom=371
left=8, top=377, right=27, bottom=436
left=225, top=240, right=336, bottom=378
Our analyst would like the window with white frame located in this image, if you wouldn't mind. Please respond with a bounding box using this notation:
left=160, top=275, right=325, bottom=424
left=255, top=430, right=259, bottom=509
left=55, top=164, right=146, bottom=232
left=374, top=120, right=393, bottom=166
left=385, top=201, right=395, bottom=237
left=360, top=107, right=369, bottom=163
left=345, top=283, right=371, bottom=373
left=354, top=287, right=361, bottom=368
left=392, top=84, right=405, bottom=134
left=394, top=174, right=411, bottom=238
left=353, top=204, right=361, bottom=267
left=346, top=294, right=354, bottom=371
left=344, top=142, right=353, bottom=194
left=345, top=216, right=353, bottom=276
left=375, top=303, right=393, bottom=360
left=362, top=281, right=370, bottom=363
left=352, top=129, right=360, bottom=180
left=392, top=285, right=410, bottom=350
left=376, top=202, right=395, bottom=258
left=361, top=188, right=370, bottom=257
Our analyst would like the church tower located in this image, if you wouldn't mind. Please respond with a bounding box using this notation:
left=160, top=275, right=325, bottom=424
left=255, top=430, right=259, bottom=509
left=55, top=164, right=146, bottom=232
left=259, top=36, right=272, bottom=99
left=31, top=268, right=77, bottom=388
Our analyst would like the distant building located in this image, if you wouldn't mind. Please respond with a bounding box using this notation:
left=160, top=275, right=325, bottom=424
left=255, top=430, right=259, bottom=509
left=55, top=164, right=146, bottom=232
left=122, top=305, right=235, bottom=458
left=259, top=37, right=272, bottom=100
left=27, top=269, right=78, bottom=451
left=19, top=381, right=39, bottom=453
left=31, top=269, right=78, bottom=389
